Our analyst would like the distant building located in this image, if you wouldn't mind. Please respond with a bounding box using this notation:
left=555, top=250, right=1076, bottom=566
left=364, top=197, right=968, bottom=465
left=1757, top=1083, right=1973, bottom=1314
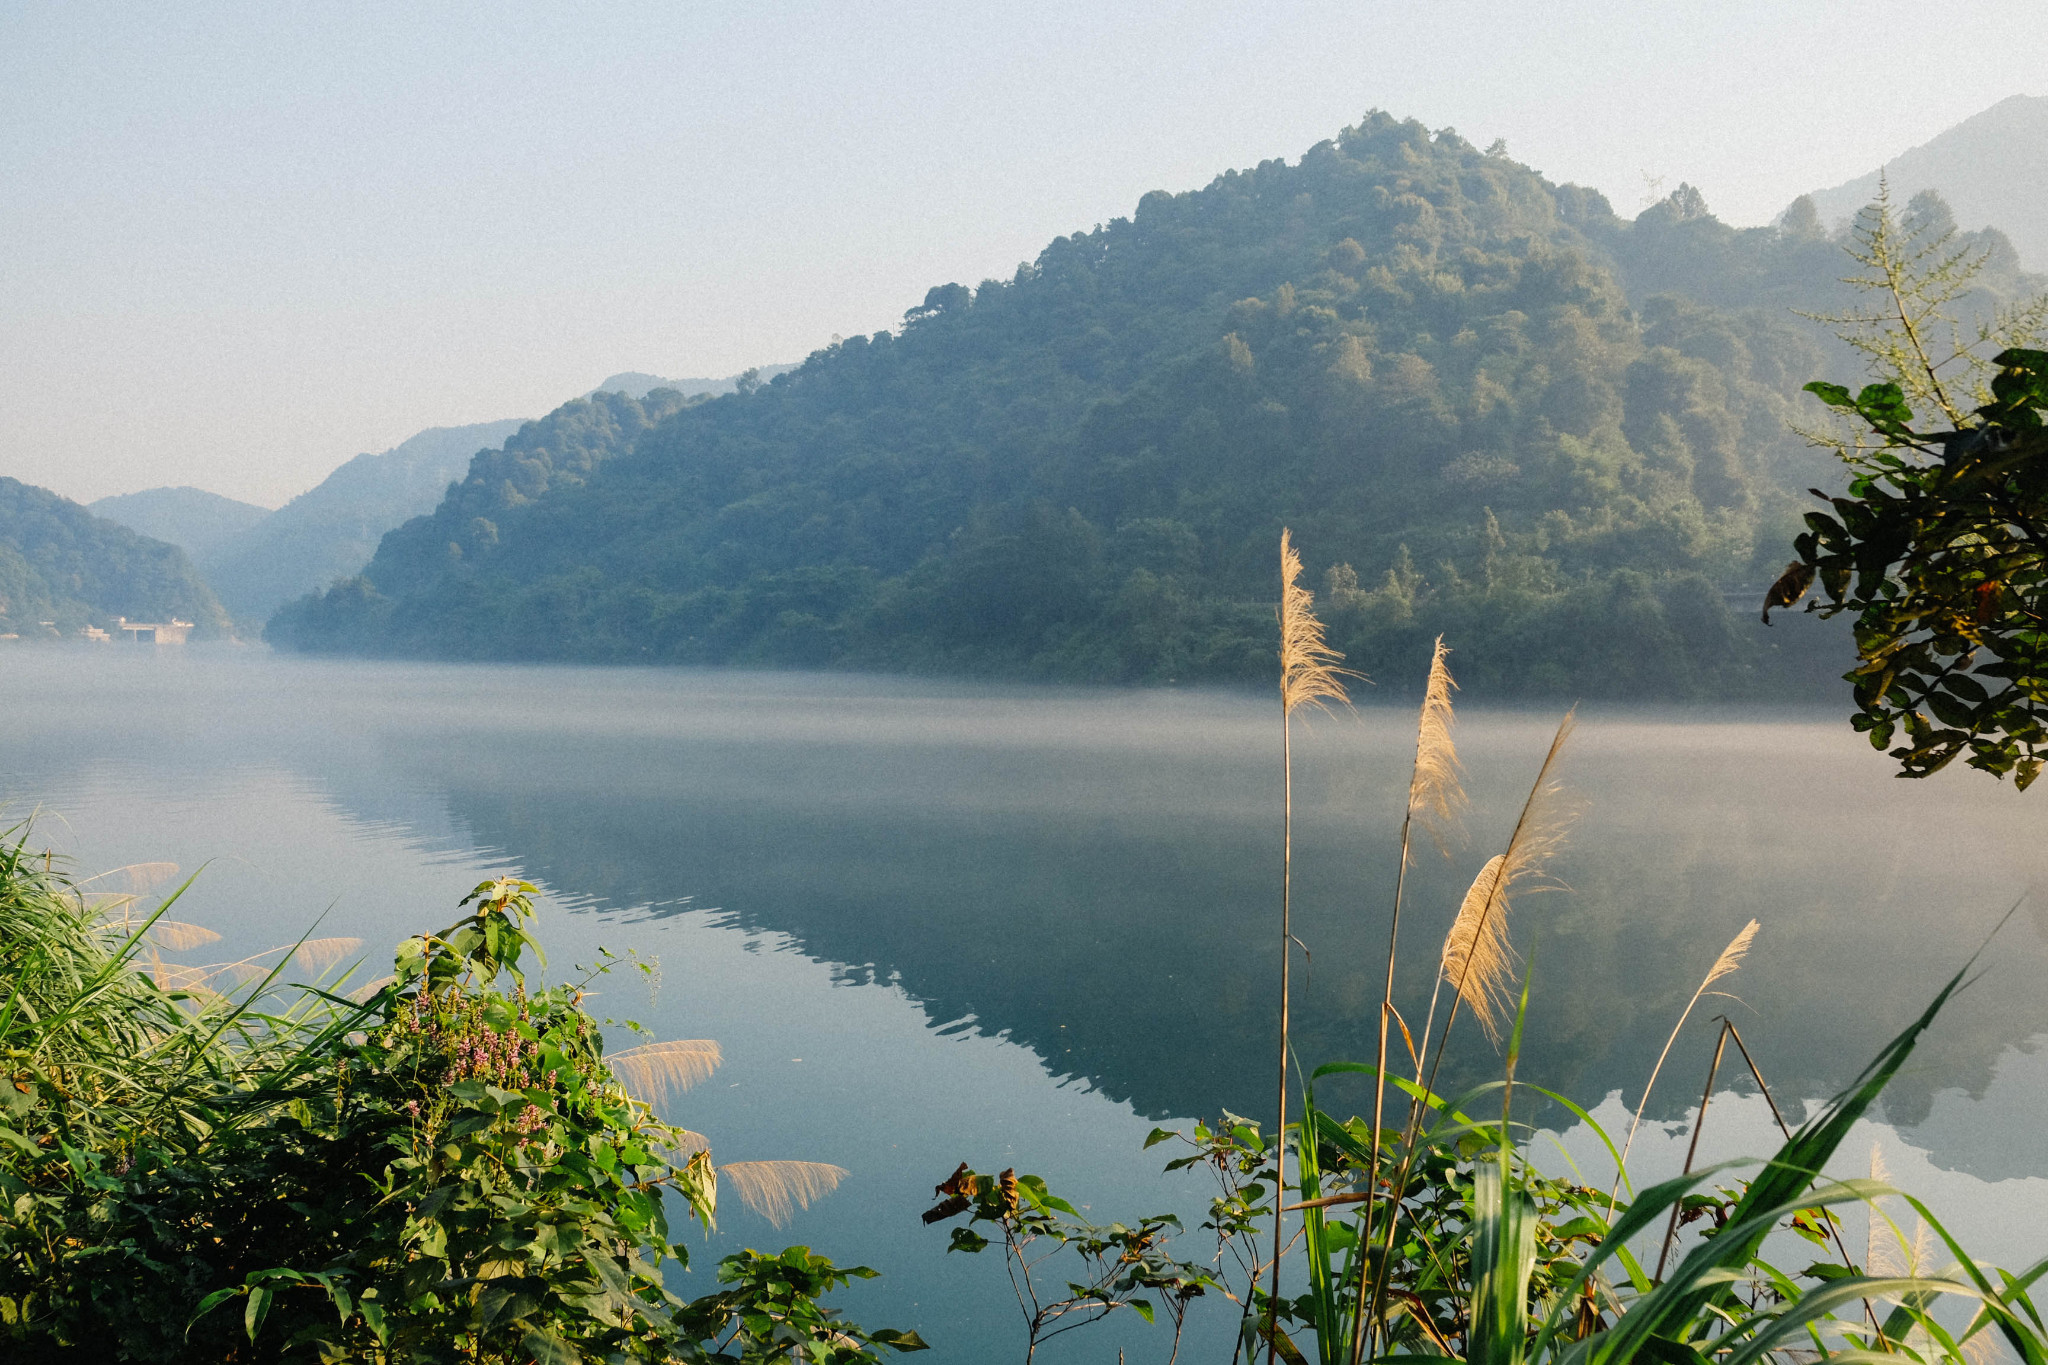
left=81, top=625, right=112, bottom=643
left=112, top=617, right=194, bottom=644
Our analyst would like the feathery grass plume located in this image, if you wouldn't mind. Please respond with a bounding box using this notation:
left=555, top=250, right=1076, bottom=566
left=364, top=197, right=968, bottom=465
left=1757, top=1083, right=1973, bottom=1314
left=348, top=974, right=396, bottom=1003
left=189, top=937, right=369, bottom=989
left=1407, top=636, right=1466, bottom=857
left=149, top=961, right=215, bottom=992
left=607, top=1039, right=724, bottom=1106
left=719, top=1160, right=847, bottom=1228
left=288, top=936, right=365, bottom=974
left=663, top=1129, right=713, bottom=1160
left=77, top=861, right=180, bottom=894
left=1864, top=1143, right=1938, bottom=1286
left=143, top=919, right=222, bottom=952
left=1278, top=528, right=1355, bottom=715
left=1355, top=637, right=1467, bottom=1362
left=1439, top=855, right=1515, bottom=1042
left=1271, top=529, right=1356, bottom=1365
left=1614, top=919, right=1760, bottom=1178
left=1434, top=712, right=1576, bottom=1045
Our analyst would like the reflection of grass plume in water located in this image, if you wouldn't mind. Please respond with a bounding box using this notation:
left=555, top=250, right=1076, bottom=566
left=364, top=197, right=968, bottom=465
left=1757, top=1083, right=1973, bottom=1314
left=608, top=1039, right=724, bottom=1106
left=720, top=1160, right=848, bottom=1229
left=140, top=919, right=221, bottom=952
left=152, top=937, right=368, bottom=991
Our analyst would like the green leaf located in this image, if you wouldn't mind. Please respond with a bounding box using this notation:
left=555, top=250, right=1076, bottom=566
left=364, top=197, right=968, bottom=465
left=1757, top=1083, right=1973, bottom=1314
left=1131, top=1298, right=1155, bottom=1323
left=871, top=1327, right=932, bottom=1352
left=520, top=1326, right=580, bottom=1365
left=244, top=1285, right=273, bottom=1343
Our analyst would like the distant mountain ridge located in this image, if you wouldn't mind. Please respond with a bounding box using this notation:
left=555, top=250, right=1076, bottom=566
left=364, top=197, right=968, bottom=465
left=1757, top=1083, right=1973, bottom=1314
left=265, top=108, right=2048, bottom=695
left=190, top=419, right=526, bottom=625
left=1803, top=93, right=2048, bottom=270
left=88, top=486, right=270, bottom=563
left=0, top=478, right=228, bottom=637
left=588, top=367, right=798, bottom=400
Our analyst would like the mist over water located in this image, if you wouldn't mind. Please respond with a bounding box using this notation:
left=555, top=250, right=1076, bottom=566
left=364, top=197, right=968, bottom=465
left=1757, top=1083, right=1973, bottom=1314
left=3, top=649, right=2044, bottom=1358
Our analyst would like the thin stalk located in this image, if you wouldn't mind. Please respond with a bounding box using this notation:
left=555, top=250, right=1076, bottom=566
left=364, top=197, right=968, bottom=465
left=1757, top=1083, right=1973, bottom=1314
left=1653, top=1022, right=1731, bottom=1281
left=1268, top=702, right=1293, bottom=1365
left=1350, top=804, right=1412, bottom=1365
left=1364, top=715, right=1569, bottom=1351
left=1725, top=1022, right=1890, bottom=1346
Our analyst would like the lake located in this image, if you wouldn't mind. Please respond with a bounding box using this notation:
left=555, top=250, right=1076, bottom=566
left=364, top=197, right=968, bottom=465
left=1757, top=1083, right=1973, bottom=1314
left=4, top=647, right=2045, bottom=1361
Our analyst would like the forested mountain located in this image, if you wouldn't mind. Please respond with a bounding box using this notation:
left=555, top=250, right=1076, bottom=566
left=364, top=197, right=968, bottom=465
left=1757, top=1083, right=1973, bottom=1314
left=88, top=486, right=271, bottom=563
left=1805, top=94, right=2048, bottom=271
left=202, top=418, right=526, bottom=624
left=270, top=112, right=2043, bottom=695
left=0, top=479, right=229, bottom=637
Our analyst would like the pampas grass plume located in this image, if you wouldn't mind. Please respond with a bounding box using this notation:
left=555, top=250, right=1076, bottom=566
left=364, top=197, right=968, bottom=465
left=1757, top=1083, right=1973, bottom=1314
left=1279, top=528, right=1356, bottom=714
left=1409, top=637, right=1466, bottom=856
left=719, top=1159, right=847, bottom=1228
left=1437, top=712, right=1576, bottom=1043
left=609, top=1039, right=724, bottom=1106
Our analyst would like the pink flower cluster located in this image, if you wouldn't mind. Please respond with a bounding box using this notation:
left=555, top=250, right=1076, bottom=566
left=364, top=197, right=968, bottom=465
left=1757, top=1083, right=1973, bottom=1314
left=447, top=1022, right=537, bottom=1090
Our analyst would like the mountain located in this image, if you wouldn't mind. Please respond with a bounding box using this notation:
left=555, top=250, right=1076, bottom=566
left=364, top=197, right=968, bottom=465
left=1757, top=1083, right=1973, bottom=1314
left=0, top=478, right=229, bottom=637
left=88, top=486, right=272, bottom=563
left=1803, top=94, right=2048, bottom=270
left=588, top=367, right=797, bottom=400
left=269, top=112, right=2042, bottom=696
left=201, top=418, right=526, bottom=625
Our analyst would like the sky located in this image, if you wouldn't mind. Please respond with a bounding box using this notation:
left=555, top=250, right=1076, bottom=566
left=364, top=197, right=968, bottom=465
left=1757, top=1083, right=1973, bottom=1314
left=3, top=1, right=2043, bottom=508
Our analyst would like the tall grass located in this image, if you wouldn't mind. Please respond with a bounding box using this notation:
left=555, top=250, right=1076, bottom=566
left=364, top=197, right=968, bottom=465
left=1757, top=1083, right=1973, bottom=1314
left=1273, top=528, right=1357, bottom=1359
left=1245, top=538, right=2047, bottom=1365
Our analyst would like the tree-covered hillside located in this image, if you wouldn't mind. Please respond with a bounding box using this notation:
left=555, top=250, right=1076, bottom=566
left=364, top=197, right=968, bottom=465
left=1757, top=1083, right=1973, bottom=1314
left=88, top=486, right=271, bottom=564
left=270, top=113, right=2041, bottom=694
left=203, top=417, right=529, bottom=626
left=0, top=479, right=229, bottom=637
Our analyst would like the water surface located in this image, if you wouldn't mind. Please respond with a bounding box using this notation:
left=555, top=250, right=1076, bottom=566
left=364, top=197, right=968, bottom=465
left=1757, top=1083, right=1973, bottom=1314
left=4, top=649, right=2044, bottom=1358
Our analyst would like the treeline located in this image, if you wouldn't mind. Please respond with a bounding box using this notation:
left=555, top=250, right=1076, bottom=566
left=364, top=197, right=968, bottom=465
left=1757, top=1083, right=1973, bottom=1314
left=0, top=479, right=228, bottom=638
left=269, top=113, right=2040, bottom=695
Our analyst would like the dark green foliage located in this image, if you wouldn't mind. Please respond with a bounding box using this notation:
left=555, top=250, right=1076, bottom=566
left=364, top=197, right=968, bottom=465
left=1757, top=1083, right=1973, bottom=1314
left=0, top=478, right=229, bottom=638
left=0, top=852, right=920, bottom=1364
left=268, top=119, right=2039, bottom=693
left=1788, top=351, right=2048, bottom=786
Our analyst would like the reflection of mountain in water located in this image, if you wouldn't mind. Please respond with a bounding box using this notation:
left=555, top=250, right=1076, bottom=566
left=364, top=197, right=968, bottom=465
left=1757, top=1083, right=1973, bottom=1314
left=334, top=682, right=2048, bottom=1139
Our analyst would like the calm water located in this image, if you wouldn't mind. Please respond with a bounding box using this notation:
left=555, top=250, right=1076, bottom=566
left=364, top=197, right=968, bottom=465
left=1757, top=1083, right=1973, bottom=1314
left=4, top=649, right=2045, bottom=1360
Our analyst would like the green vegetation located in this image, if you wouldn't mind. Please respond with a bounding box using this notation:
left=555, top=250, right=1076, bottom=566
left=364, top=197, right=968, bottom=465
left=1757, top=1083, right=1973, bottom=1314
left=924, top=594, right=2045, bottom=1364
left=1766, top=192, right=2048, bottom=786
left=0, top=847, right=924, bottom=1362
left=265, top=117, right=2040, bottom=695
left=200, top=418, right=531, bottom=627
left=87, top=487, right=271, bottom=565
left=10, top=590, right=2044, bottom=1361
left=0, top=478, right=229, bottom=639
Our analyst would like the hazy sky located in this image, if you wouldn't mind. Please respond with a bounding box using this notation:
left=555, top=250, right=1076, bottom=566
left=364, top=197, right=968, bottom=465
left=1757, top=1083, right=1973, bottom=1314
left=4, top=1, right=2043, bottom=508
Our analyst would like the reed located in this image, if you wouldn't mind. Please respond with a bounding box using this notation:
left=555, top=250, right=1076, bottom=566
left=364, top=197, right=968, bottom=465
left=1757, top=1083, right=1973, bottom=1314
left=1355, top=638, right=1464, bottom=1363
left=1614, top=917, right=1759, bottom=1184
left=1271, top=529, right=1356, bottom=1363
